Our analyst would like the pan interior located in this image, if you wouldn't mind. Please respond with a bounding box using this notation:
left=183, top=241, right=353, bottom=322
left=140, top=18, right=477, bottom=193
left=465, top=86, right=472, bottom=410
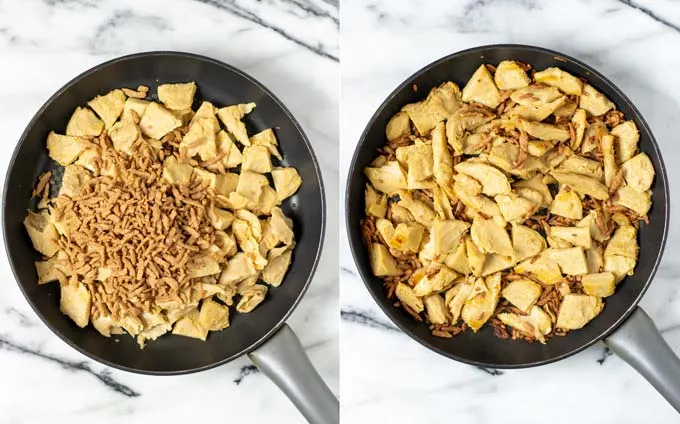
left=3, top=52, right=324, bottom=374
left=346, top=45, right=668, bottom=368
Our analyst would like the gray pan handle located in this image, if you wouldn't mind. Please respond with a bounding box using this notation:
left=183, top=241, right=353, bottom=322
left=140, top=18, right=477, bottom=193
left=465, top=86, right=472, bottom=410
left=248, top=324, right=339, bottom=424
left=604, top=307, right=680, bottom=412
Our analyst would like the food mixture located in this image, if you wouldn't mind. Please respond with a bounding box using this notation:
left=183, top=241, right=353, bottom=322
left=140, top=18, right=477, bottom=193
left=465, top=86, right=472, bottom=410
left=361, top=61, right=655, bottom=343
left=25, top=82, right=302, bottom=347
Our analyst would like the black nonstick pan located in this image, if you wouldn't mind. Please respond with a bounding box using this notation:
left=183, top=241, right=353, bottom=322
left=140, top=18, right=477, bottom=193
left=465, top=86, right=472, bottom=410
left=346, top=44, right=680, bottom=411
left=3, top=52, right=338, bottom=424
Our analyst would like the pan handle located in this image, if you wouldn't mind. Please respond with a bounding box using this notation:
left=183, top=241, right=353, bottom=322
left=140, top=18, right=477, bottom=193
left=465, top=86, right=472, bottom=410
left=604, top=307, right=680, bottom=412
left=248, top=324, right=339, bottom=424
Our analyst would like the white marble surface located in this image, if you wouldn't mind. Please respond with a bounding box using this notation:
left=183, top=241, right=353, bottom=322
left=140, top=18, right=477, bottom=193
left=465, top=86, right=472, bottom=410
left=340, top=0, right=680, bottom=423
left=0, top=0, right=338, bottom=423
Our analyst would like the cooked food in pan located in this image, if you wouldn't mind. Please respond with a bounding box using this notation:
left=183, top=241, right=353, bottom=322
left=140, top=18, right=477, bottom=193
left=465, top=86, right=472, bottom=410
left=361, top=61, right=655, bottom=343
left=25, top=82, right=302, bottom=347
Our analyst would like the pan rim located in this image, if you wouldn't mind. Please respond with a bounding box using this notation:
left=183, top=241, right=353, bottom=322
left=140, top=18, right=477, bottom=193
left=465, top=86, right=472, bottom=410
left=3, top=50, right=326, bottom=375
left=345, top=43, right=670, bottom=369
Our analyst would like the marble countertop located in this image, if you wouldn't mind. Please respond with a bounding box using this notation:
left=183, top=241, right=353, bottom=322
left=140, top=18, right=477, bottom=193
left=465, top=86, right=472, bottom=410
left=0, top=0, right=338, bottom=423
left=340, top=0, right=680, bottom=423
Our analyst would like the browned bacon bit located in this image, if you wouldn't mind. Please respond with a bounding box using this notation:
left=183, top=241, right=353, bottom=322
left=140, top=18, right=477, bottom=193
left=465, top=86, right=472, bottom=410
left=490, top=318, right=511, bottom=339
left=432, top=330, right=453, bottom=338
left=32, top=171, right=52, bottom=198
left=511, top=329, right=536, bottom=343
left=385, top=281, right=396, bottom=299
left=515, top=130, right=529, bottom=167
left=587, top=114, right=603, bottom=124
left=548, top=215, right=577, bottom=226
left=38, top=184, right=50, bottom=209
left=604, top=110, right=625, bottom=128
left=540, top=219, right=551, bottom=235
left=594, top=212, right=608, bottom=235
left=568, top=122, right=576, bottom=146
left=379, top=145, right=396, bottom=161
left=402, top=304, right=423, bottom=322
left=388, top=136, right=411, bottom=150
left=517, top=61, right=532, bottom=71
left=360, top=217, right=379, bottom=245
left=609, top=168, right=625, bottom=194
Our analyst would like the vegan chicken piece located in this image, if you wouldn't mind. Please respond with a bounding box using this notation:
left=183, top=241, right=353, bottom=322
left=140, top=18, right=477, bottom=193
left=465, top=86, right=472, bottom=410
left=515, top=253, right=562, bottom=285
left=510, top=84, right=562, bottom=106
left=242, top=145, right=273, bottom=173
left=556, top=294, right=604, bottom=330
left=614, top=186, right=652, bottom=216
left=262, top=250, right=293, bottom=287
left=620, top=153, right=655, bottom=192
left=217, top=103, right=256, bottom=146
left=369, top=243, right=400, bottom=277
left=157, top=82, right=197, bottom=110
left=401, top=82, right=462, bottom=135
left=396, top=283, right=424, bottom=313
left=533, top=67, right=583, bottom=95
left=139, top=102, right=182, bottom=139
left=512, top=224, right=546, bottom=261
left=237, top=285, right=268, bottom=313
left=425, top=294, right=450, bottom=325
left=271, top=167, right=302, bottom=200
left=24, top=210, right=60, bottom=257
left=59, top=280, right=91, bottom=328
left=502, top=279, right=543, bottom=313
left=122, top=98, right=149, bottom=120
left=462, top=64, right=501, bottom=109
left=454, top=161, right=510, bottom=196
left=66, top=107, right=104, bottom=137
left=581, top=272, right=616, bottom=297
left=217, top=130, right=244, bottom=169
left=470, top=216, right=514, bottom=257
left=462, top=273, right=501, bottom=332
left=413, top=266, right=458, bottom=297
left=46, top=132, right=91, bottom=166
left=611, top=120, right=640, bottom=163
left=365, top=161, right=408, bottom=195
left=180, top=118, right=218, bottom=160
left=88, top=89, right=126, bottom=129
left=385, top=111, right=411, bottom=142
left=498, top=306, right=552, bottom=343
left=172, top=309, right=209, bottom=341
left=493, top=60, right=530, bottom=90
left=198, top=298, right=230, bottom=331
left=250, top=128, right=283, bottom=160
left=109, top=119, right=141, bottom=155
left=579, top=84, right=615, bottom=116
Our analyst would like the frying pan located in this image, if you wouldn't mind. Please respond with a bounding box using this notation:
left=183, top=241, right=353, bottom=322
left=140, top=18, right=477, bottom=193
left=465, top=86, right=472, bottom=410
left=3, top=52, right=338, bottom=424
left=346, top=44, right=680, bottom=411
